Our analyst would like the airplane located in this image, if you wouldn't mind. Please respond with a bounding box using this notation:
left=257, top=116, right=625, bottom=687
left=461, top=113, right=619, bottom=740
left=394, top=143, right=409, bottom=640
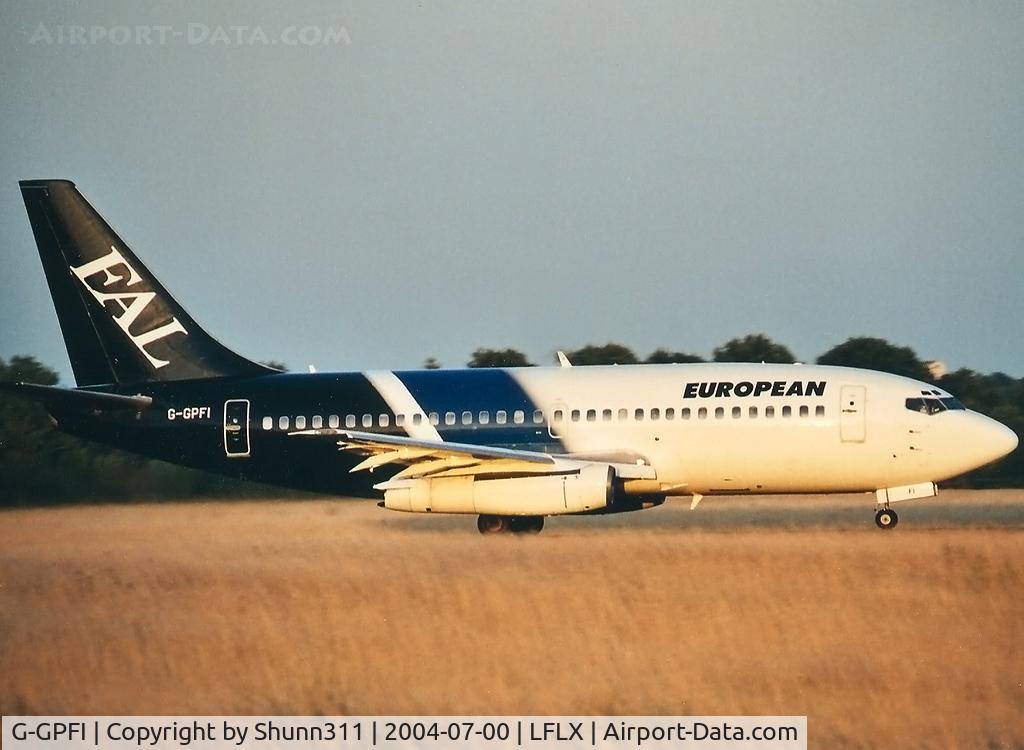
left=3, top=179, right=1017, bottom=534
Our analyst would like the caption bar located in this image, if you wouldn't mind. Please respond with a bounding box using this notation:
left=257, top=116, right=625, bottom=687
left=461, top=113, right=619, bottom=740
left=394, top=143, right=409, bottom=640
left=4, top=717, right=805, bottom=750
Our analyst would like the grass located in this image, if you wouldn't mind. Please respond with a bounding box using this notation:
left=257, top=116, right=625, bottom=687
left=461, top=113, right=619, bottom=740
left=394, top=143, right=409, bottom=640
left=1, top=490, right=1022, bottom=749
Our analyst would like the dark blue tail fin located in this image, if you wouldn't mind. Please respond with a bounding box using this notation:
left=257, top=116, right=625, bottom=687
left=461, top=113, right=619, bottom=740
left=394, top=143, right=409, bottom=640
left=20, top=179, right=273, bottom=386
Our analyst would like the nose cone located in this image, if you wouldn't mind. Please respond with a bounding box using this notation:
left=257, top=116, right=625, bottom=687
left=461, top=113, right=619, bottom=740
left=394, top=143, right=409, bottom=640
left=931, top=413, right=1018, bottom=481
left=975, top=416, right=1018, bottom=466
left=994, top=421, right=1019, bottom=457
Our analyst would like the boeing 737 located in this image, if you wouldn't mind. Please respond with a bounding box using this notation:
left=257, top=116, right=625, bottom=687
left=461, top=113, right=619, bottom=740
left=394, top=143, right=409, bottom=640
left=5, top=180, right=1017, bottom=533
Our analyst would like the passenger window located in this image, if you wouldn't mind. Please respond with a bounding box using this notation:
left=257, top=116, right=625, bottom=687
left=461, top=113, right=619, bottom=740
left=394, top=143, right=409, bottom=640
left=479, top=411, right=489, bottom=424
left=514, top=410, right=525, bottom=424
left=715, top=407, right=724, bottom=419
left=279, top=416, right=289, bottom=430
left=618, top=408, right=628, bottom=421
left=412, top=413, right=423, bottom=425
left=682, top=408, right=691, bottom=420
left=329, top=415, right=339, bottom=428
left=799, top=405, right=809, bottom=418
left=445, top=412, right=456, bottom=425
left=635, top=408, right=645, bottom=421
left=815, top=405, right=825, bottom=418
left=533, top=410, right=544, bottom=423
left=312, top=415, right=323, bottom=429
left=345, top=415, right=356, bottom=428
left=462, top=411, right=472, bottom=425
left=586, top=409, right=597, bottom=422
left=732, top=407, right=741, bottom=419
left=651, top=408, right=660, bottom=421
left=553, top=409, right=564, bottom=423
left=362, top=414, right=373, bottom=427
left=295, top=416, right=306, bottom=429
left=379, top=414, right=390, bottom=427
left=395, top=414, right=405, bottom=427
left=262, top=416, right=273, bottom=431
left=571, top=409, right=581, bottom=422
left=602, top=408, right=613, bottom=421
left=698, top=407, right=708, bottom=420
left=748, top=406, right=757, bottom=419
left=496, top=410, right=507, bottom=424
left=429, top=412, right=440, bottom=426
left=782, top=406, right=792, bottom=418
left=765, top=406, right=775, bottom=418
left=665, top=408, right=675, bottom=420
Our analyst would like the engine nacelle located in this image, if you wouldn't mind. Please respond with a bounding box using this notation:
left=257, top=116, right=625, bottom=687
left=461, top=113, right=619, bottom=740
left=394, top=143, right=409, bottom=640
left=382, top=464, right=614, bottom=516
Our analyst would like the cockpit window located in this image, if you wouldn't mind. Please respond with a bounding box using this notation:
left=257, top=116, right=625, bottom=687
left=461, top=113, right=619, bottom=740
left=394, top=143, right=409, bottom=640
left=905, top=397, right=965, bottom=414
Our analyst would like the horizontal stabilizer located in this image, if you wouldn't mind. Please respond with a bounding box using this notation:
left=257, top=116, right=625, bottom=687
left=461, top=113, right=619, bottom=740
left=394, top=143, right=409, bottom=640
left=0, top=381, right=153, bottom=411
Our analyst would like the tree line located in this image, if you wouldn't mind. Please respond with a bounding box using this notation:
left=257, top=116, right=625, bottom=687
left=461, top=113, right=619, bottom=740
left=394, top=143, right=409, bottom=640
left=453, top=334, right=935, bottom=377
left=1, top=334, right=1020, bottom=504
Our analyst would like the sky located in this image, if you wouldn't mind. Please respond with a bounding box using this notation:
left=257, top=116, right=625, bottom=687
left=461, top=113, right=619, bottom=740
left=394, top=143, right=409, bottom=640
left=1, top=1, right=1022, bottom=384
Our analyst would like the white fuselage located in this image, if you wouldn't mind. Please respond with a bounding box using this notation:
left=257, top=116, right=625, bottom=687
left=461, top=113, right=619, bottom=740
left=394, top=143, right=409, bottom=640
left=490, top=363, right=1015, bottom=496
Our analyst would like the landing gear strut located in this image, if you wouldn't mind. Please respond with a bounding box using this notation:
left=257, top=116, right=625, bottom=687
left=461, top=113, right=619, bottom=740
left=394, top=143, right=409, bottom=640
left=477, top=515, right=544, bottom=535
left=874, top=507, right=899, bottom=530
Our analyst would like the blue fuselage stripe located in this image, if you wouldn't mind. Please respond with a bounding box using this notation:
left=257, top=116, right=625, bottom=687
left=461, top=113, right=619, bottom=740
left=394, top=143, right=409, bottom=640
left=393, top=368, right=562, bottom=451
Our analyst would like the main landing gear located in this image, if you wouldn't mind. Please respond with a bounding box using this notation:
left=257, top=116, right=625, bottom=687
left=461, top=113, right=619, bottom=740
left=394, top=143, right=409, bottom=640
left=874, top=507, right=899, bottom=530
left=477, top=514, right=545, bottom=535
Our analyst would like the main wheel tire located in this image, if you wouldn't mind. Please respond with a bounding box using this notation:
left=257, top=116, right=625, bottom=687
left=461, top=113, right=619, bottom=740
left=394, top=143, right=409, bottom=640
left=477, top=514, right=511, bottom=534
left=510, top=516, right=545, bottom=535
left=874, top=508, right=899, bottom=530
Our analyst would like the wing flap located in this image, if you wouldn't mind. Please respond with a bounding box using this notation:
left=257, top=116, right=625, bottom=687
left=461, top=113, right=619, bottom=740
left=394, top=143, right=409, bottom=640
left=350, top=447, right=438, bottom=473
left=389, top=456, right=484, bottom=480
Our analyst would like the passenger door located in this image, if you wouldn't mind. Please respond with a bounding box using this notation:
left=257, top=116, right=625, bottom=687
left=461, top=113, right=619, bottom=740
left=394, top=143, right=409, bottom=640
left=839, top=385, right=866, bottom=443
left=224, top=399, right=251, bottom=457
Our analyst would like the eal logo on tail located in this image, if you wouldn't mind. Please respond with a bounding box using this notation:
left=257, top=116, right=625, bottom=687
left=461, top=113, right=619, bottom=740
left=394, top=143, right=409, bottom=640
left=71, top=245, right=188, bottom=369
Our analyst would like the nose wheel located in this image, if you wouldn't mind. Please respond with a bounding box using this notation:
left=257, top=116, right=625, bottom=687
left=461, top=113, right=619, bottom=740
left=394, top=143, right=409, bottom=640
left=874, top=507, right=899, bottom=530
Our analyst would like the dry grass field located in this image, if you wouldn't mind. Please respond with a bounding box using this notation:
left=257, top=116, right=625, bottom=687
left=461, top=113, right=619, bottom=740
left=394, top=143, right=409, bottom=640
left=1, top=490, right=1022, bottom=749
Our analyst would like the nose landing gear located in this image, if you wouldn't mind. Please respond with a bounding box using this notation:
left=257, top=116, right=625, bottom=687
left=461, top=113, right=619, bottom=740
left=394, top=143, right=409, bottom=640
left=872, top=483, right=937, bottom=530
left=874, top=507, right=899, bottom=529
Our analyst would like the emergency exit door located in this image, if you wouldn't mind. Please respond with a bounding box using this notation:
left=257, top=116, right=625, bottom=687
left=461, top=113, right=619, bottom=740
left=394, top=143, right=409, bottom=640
left=839, top=385, right=866, bottom=443
left=224, top=399, right=251, bottom=457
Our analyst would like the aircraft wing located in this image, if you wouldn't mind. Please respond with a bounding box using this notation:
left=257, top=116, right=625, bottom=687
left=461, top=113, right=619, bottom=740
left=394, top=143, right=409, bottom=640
left=289, top=429, right=656, bottom=481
